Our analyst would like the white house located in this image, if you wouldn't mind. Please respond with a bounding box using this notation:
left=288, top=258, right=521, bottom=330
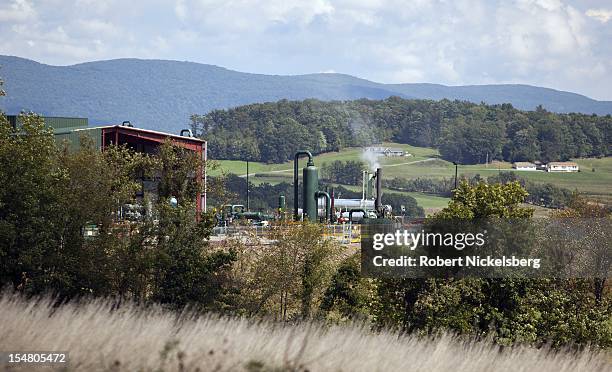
left=365, top=147, right=405, bottom=157
left=546, top=162, right=579, bottom=172
left=512, top=162, right=538, bottom=171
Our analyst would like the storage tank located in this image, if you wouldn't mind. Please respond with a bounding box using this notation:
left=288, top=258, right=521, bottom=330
left=294, top=151, right=314, bottom=221
left=278, top=194, right=286, bottom=210
left=333, top=198, right=375, bottom=210
left=303, top=160, right=318, bottom=221
left=278, top=195, right=286, bottom=220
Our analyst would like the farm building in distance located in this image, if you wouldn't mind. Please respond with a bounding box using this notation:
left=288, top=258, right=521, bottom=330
left=512, top=162, right=537, bottom=171
left=512, top=161, right=580, bottom=172
left=546, top=162, right=579, bottom=172
left=364, top=146, right=407, bottom=157
left=7, top=115, right=207, bottom=213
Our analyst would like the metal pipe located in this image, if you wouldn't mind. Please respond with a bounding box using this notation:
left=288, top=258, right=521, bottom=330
left=375, top=168, right=382, bottom=214
left=315, top=191, right=331, bottom=223
left=362, top=171, right=366, bottom=201
left=203, top=142, right=207, bottom=212
left=293, top=150, right=314, bottom=220
left=180, top=129, right=193, bottom=137
left=349, top=208, right=368, bottom=222
left=330, top=187, right=335, bottom=222
left=246, top=160, right=250, bottom=211
left=332, top=198, right=375, bottom=209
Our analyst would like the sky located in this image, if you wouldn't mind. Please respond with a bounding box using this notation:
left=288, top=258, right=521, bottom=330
left=0, top=0, right=611, bottom=100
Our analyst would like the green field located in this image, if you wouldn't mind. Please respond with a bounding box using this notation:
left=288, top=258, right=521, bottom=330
left=404, top=192, right=451, bottom=209
left=319, top=183, right=451, bottom=215
left=209, top=142, right=439, bottom=177
left=211, top=143, right=612, bottom=208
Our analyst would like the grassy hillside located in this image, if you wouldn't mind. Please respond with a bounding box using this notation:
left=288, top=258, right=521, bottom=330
left=2, top=55, right=612, bottom=133
left=1, top=295, right=608, bottom=372
left=212, top=143, right=612, bottom=208
left=210, top=142, right=439, bottom=177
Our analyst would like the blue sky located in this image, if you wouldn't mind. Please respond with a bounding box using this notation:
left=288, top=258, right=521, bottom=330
left=1, top=0, right=611, bottom=100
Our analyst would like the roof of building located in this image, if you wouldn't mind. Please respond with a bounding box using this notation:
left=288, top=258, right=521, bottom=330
left=547, top=162, right=578, bottom=166
left=513, top=162, right=536, bottom=167
left=75, top=125, right=206, bottom=144
left=365, top=147, right=404, bottom=152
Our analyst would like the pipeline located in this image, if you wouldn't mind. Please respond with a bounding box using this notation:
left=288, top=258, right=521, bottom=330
left=374, top=168, right=383, bottom=216
left=348, top=208, right=368, bottom=223
left=315, top=191, right=331, bottom=223
left=330, top=187, right=335, bottom=222
left=294, top=150, right=314, bottom=221
left=333, top=198, right=375, bottom=209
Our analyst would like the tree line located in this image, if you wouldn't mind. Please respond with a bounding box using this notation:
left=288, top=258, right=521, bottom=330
left=191, top=98, right=611, bottom=164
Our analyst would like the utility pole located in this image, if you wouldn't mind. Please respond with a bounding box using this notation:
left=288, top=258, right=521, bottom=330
left=453, top=162, right=458, bottom=190
left=246, top=159, right=250, bottom=211
left=362, top=170, right=366, bottom=201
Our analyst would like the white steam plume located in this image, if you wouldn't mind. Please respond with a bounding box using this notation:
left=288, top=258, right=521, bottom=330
left=361, top=148, right=380, bottom=171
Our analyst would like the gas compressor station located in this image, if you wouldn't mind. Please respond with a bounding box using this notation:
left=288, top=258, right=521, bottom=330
left=213, top=149, right=394, bottom=244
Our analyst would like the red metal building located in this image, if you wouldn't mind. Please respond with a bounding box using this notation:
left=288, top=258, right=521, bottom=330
left=10, top=115, right=207, bottom=214
left=99, top=125, right=207, bottom=214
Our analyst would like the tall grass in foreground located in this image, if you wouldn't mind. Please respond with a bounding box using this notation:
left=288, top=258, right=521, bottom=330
left=0, top=295, right=609, bottom=372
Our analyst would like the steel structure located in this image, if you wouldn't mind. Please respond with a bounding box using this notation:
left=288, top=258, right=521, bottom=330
left=98, top=125, right=207, bottom=214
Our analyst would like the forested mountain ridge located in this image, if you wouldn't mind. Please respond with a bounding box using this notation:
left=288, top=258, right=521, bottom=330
left=1, top=55, right=612, bottom=134
left=195, top=98, right=611, bottom=164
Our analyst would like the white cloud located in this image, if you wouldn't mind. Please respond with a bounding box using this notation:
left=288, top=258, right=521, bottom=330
left=0, top=0, right=610, bottom=100
left=175, top=0, right=187, bottom=21
left=73, top=19, right=122, bottom=39
left=0, top=0, right=36, bottom=22
left=177, top=0, right=335, bottom=32
left=586, top=8, right=612, bottom=23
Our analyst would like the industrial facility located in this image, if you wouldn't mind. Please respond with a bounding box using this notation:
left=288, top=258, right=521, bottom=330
left=213, top=149, right=396, bottom=244
left=8, top=115, right=207, bottom=214
left=10, top=114, right=395, bottom=243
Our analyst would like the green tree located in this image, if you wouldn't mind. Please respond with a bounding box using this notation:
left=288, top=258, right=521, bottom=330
left=150, top=142, right=237, bottom=309
left=319, top=253, right=375, bottom=322
left=0, top=116, right=235, bottom=308
left=375, top=181, right=610, bottom=347
left=0, top=113, right=62, bottom=292
left=439, top=117, right=506, bottom=164
left=435, top=180, right=533, bottom=219
left=235, top=222, right=340, bottom=320
left=321, top=160, right=365, bottom=185
left=202, top=98, right=609, bottom=164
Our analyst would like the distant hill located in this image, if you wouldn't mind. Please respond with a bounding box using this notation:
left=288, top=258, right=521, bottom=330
left=1, top=55, right=611, bottom=134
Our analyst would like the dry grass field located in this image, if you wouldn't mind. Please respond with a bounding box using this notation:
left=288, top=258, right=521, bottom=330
left=0, top=295, right=609, bottom=372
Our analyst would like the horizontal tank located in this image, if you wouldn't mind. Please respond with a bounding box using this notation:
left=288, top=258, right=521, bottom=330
left=332, top=198, right=375, bottom=210
left=339, top=211, right=378, bottom=221
left=335, top=205, right=392, bottom=217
